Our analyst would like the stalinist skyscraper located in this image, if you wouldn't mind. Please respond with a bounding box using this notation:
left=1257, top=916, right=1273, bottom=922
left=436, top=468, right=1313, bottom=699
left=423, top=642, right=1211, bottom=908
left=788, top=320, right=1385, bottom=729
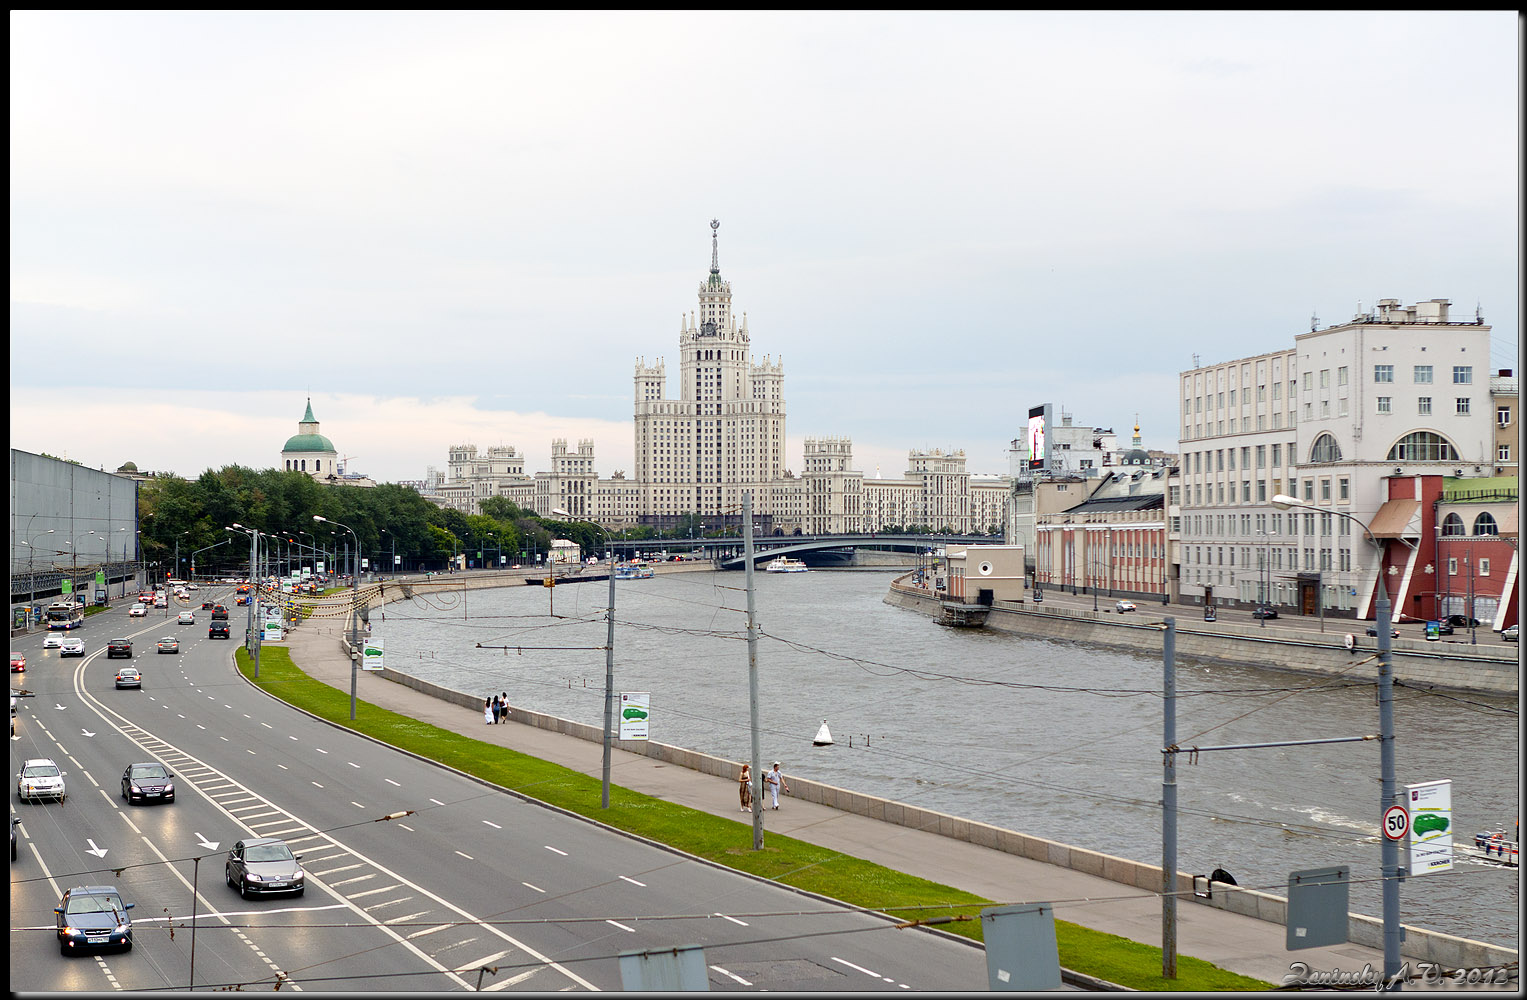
left=633, top=220, right=787, bottom=528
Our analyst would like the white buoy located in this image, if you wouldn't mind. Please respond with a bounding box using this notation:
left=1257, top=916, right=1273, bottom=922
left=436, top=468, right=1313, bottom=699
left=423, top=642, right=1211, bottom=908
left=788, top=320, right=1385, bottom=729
left=813, top=720, right=834, bottom=747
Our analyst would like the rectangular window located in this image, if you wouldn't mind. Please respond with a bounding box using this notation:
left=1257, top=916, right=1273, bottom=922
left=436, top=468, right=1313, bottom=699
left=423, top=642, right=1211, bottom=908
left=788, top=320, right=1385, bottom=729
left=1229, top=389, right=1237, bottom=406
left=1456, top=397, right=1471, bottom=415
left=1258, top=385, right=1267, bottom=402
left=1256, top=445, right=1266, bottom=469
left=1257, top=480, right=1267, bottom=501
left=1304, top=512, right=1316, bottom=535
left=1320, top=400, right=1330, bottom=418
left=1418, top=397, right=1432, bottom=415
left=1374, top=365, right=1394, bottom=383
left=1304, top=403, right=1314, bottom=420
left=1227, top=449, right=1236, bottom=471
left=1217, top=450, right=1224, bottom=471
left=1448, top=557, right=1458, bottom=576
left=1320, top=480, right=1331, bottom=501
left=1499, top=406, right=1513, bottom=427
left=1480, top=558, right=1490, bottom=577
left=1453, top=366, right=1473, bottom=384
left=1319, top=369, right=1330, bottom=389
left=1303, top=372, right=1313, bottom=391
left=1271, top=444, right=1281, bottom=467
left=1271, top=512, right=1282, bottom=534
left=1339, top=478, right=1349, bottom=500
left=1272, top=382, right=1282, bottom=401
left=1499, top=444, right=1511, bottom=461
left=1304, top=480, right=1314, bottom=501
left=1337, top=366, right=1348, bottom=386
left=1414, top=365, right=1432, bottom=384
left=1377, top=396, right=1392, bottom=414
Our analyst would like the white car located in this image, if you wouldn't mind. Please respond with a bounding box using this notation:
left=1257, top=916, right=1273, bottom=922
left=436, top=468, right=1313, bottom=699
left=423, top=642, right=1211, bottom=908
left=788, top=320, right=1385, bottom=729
left=187, top=583, right=199, bottom=591
left=42, top=633, right=64, bottom=649
left=154, top=597, right=167, bottom=609
left=1115, top=600, right=1138, bottom=613
left=177, top=611, right=195, bottom=625
left=18, top=758, right=67, bottom=803
left=59, top=637, right=85, bottom=657
left=129, top=604, right=147, bottom=618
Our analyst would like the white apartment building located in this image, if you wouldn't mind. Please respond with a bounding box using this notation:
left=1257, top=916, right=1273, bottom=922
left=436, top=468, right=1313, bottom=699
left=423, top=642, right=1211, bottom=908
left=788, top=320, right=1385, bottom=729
left=1178, top=298, right=1495, bottom=619
left=1008, top=412, right=1121, bottom=482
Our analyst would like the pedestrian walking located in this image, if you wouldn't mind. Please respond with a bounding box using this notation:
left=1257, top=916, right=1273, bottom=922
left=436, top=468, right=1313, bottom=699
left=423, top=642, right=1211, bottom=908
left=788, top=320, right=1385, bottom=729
left=498, top=692, right=509, bottom=723
left=483, top=698, right=494, bottom=725
left=738, top=763, right=752, bottom=812
left=765, top=761, right=789, bottom=809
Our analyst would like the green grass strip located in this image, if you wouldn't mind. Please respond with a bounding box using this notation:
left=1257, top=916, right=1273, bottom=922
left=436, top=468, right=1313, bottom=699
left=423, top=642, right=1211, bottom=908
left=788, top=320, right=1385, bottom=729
left=236, top=646, right=1270, bottom=991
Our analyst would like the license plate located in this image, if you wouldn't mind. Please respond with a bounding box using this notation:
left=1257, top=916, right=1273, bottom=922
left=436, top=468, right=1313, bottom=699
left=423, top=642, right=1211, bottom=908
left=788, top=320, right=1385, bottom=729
left=86, top=936, right=109, bottom=944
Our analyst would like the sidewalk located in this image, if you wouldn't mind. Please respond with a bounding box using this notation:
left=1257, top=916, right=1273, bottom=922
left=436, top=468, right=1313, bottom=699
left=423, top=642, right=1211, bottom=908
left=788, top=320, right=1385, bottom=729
left=278, top=618, right=1390, bottom=987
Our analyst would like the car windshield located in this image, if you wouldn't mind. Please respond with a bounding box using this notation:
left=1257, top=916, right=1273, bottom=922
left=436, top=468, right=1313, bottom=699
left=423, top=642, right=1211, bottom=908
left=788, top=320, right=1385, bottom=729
left=66, top=893, right=123, bottom=915
left=24, top=764, right=60, bottom=777
left=129, top=765, right=165, bottom=779
left=119, top=669, right=139, bottom=676
left=245, top=843, right=294, bottom=863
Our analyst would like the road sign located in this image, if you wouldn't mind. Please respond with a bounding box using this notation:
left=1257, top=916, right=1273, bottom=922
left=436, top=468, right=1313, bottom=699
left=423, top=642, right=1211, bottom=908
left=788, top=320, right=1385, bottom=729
left=1383, top=805, right=1410, bottom=842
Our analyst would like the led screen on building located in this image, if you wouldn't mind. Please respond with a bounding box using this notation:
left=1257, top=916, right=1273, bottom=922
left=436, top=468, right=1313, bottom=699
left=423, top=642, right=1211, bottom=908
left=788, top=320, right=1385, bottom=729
left=1027, top=404, right=1051, bottom=471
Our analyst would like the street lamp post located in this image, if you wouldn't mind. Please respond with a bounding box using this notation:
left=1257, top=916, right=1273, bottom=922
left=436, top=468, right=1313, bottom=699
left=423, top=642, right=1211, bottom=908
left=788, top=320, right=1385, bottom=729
left=315, top=515, right=362, bottom=720
left=553, top=508, right=615, bottom=809
left=24, top=530, right=56, bottom=624
left=70, top=530, right=99, bottom=607
left=1272, top=494, right=1414, bottom=988
left=228, top=525, right=259, bottom=655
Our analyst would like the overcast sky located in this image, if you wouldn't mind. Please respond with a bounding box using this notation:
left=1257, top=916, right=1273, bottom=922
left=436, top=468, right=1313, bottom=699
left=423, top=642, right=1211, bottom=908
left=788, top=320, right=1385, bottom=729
left=10, top=11, right=1519, bottom=486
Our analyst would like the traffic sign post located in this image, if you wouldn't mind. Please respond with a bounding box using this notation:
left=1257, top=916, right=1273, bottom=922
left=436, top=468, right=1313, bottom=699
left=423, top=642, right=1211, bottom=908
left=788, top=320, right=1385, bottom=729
left=1383, top=805, right=1410, bottom=842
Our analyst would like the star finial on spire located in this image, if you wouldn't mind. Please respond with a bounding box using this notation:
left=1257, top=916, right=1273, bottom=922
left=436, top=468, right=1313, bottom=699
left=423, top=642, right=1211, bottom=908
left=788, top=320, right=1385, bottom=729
left=710, top=219, right=720, bottom=275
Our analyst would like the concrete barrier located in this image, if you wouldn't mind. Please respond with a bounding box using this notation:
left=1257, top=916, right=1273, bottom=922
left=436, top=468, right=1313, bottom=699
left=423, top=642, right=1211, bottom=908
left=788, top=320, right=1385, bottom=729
left=372, top=660, right=1515, bottom=971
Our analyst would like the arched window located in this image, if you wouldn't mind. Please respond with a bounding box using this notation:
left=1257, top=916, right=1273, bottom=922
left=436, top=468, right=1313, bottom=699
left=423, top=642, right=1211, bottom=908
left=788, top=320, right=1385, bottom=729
left=1441, top=513, right=1466, bottom=536
left=1473, top=512, right=1499, bottom=536
left=1309, top=433, right=1343, bottom=463
left=1386, top=432, right=1459, bottom=462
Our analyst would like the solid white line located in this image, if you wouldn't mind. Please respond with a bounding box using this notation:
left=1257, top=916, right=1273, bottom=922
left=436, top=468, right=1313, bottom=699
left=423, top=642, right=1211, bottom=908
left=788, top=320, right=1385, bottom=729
left=454, top=851, right=474, bottom=860
left=521, top=883, right=544, bottom=893
left=351, top=801, right=366, bottom=809
left=605, top=919, right=636, bottom=933
left=385, top=778, right=401, bottom=786
left=714, top=912, right=748, bottom=926
left=482, top=820, right=501, bottom=829
left=619, top=875, right=646, bottom=887
left=543, top=845, right=567, bottom=856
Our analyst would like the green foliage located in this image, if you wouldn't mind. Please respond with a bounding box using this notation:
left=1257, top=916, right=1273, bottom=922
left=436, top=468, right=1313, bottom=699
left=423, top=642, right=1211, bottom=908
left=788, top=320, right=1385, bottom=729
left=236, top=647, right=1274, bottom=992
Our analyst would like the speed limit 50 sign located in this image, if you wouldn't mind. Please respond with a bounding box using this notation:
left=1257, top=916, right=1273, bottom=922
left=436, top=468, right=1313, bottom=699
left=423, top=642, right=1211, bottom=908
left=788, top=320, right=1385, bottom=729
left=1383, top=805, right=1410, bottom=841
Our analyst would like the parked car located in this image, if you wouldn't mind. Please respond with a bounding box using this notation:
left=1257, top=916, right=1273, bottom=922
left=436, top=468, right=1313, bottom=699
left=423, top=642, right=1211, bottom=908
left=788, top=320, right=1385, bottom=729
left=42, top=633, right=64, bottom=649
left=10, top=652, right=24, bottom=673
left=226, top=838, right=305, bottom=898
left=55, top=885, right=134, bottom=954
left=1366, top=626, right=1400, bottom=638
left=156, top=637, right=179, bottom=655
left=1115, top=600, right=1137, bottom=613
left=114, top=667, right=142, bottom=689
left=121, top=763, right=174, bottom=804
left=1445, top=614, right=1482, bottom=628
left=129, top=604, right=147, bottom=618
left=107, top=638, right=133, bottom=659
left=18, top=758, right=67, bottom=803
left=59, top=637, right=85, bottom=658
left=1252, top=606, right=1279, bottom=620
left=1502, top=624, right=1518, bottom=643
left=177, top=611, right=195, bottom=625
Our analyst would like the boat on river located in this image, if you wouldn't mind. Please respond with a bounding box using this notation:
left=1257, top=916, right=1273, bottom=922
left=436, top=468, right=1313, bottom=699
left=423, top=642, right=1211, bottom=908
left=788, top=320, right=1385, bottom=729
left=765, top=556, right=809, bottom=573
left=1463, top=829, right=1519, bottom=866
left=614, top=562, right=654, bottom=580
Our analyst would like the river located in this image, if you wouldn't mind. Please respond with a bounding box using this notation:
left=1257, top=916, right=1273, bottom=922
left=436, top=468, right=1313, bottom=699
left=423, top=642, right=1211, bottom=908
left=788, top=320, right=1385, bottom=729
left=370, top=568, right=1519, bottom=948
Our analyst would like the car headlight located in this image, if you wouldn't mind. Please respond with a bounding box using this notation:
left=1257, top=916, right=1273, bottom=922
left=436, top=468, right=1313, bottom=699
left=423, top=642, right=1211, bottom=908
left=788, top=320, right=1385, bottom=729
left=245, top=872, right=263, bottom=882
left=293, top=868, right=304, bottom=879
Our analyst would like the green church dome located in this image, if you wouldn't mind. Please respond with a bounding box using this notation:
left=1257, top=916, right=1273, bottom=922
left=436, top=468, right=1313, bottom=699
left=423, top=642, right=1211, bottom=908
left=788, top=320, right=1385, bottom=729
left=283, top=432, right=336, bottom=453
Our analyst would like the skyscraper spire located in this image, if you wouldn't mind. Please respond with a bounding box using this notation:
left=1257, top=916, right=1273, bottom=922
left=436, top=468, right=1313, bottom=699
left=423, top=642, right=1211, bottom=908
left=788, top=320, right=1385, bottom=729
left=710, top=218, right=720, bottom=275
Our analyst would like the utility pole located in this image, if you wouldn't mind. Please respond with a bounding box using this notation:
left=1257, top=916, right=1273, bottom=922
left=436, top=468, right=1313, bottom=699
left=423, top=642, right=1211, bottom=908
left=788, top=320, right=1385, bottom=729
left=1161, top=616, right=1177, bottom=979
left=745, top=492, right=764, bottom=849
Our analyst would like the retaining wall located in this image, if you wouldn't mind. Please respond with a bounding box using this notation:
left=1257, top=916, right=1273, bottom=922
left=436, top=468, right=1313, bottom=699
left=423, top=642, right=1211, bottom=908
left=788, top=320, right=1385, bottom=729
left=371, top=656, right=1517, bottom=971
left=885, top=583, right=1518, bottom=697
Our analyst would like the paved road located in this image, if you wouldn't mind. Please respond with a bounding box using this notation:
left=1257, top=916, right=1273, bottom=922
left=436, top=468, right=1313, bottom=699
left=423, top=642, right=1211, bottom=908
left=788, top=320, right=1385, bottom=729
left=9, top=590, right=989, bottom=992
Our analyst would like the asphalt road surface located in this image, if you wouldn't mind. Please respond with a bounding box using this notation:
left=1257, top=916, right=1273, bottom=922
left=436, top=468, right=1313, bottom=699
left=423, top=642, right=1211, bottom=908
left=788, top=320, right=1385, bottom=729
left=9, top=590, right=989, bottom=991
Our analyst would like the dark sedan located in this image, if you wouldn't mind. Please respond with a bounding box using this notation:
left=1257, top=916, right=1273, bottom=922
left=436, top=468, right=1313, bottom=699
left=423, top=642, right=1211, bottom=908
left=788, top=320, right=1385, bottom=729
left=1446, top=614, right=1482, bottom=628
left=107, top=638, right=133, bottom=659
left=226, top=837, right=305, bottom=898
left=1251, top=607, right=1279, bottom=620
left=1366, top=625, right=1400, bottom=638
left=56, top=885, right=134, bottom=955
left=121, top=763, right=175, bottom=804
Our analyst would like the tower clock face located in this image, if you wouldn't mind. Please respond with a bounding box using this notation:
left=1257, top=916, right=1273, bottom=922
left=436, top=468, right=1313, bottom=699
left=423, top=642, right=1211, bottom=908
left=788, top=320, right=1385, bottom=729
left=701, top=320, right=716, bottom=337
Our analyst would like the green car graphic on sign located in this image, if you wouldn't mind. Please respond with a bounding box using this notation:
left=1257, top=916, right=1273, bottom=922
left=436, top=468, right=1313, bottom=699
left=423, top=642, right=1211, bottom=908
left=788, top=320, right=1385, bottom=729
left=622, top=707, right=648, bottom=720
left=1412, top=813, right=1449, bottom=835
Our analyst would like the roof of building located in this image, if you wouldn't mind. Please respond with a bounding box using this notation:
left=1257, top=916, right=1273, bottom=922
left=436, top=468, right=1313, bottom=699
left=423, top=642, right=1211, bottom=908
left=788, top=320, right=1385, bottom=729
left=1065, top=493, right=1165, bottom=514
left=284, top=432, right=336, bottom=453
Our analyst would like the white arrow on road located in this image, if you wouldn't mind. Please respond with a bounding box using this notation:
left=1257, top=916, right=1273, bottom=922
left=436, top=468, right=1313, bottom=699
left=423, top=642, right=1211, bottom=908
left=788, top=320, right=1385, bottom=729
left=81, top=729, right=95, bottom=738
left=55, top=704, right=67, bottom=710
left=196, top=834, right=220, bottom=852
left=85, top=839, right=108, bottom=859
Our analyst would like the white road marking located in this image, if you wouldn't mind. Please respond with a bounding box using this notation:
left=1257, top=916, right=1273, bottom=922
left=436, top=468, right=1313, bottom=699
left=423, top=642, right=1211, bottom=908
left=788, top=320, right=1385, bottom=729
left=710, top=965, right=752, bottom=986
left=347, top=884, right=404, bottom=899
left=405, top=924, right=452, bottom=940
left=385, top=778, right=401, bottom=786
left=714, top=912, right=749, bottom=926
left=543, top=845, right=567, bottom=856
left=832, top=956, right=881, bottom=978
left=522, top=883, right=545, bottom=893
left=483, top=820, right=502, bottom=830
left=454, top=851, right=474, bottom=860
left=619, top=875, right=646, bottom=887
left=605, top=919, right=636, bottom=933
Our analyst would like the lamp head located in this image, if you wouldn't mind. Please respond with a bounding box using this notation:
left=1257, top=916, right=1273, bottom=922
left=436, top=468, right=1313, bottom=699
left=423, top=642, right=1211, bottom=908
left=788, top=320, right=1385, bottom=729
left=1269, top=494, right=1297, bottom=511
left=552, top=508, right=571, bottom=518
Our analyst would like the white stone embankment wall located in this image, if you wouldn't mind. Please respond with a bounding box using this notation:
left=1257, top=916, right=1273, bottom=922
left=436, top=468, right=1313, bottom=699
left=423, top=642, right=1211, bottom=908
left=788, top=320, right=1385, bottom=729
left=884, top=583, right=1518, bottom=698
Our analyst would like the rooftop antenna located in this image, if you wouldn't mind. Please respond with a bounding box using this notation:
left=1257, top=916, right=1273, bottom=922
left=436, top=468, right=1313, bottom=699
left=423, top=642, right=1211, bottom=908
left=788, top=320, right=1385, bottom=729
left=1310, top=310, right=1319, bottom=332
left=1191, top=353, right=1200, bottom=369
left=1476, top=301, right=1483, bottom=323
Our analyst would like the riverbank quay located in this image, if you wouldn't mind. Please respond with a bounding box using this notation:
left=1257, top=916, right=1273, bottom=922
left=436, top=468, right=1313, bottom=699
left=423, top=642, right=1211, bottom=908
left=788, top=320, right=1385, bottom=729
left=884, top=579, right=1519, bottom=698
left=263, top=608, right=1522, bottom=988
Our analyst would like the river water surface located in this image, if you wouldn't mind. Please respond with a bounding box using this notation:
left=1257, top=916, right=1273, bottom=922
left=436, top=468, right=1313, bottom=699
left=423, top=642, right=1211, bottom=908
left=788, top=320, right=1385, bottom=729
left=371, top=569, right=1519, bottom=947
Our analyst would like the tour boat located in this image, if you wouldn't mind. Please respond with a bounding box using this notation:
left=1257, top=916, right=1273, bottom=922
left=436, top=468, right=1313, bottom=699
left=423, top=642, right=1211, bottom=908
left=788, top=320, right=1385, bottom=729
left=765, top=556, right=809, bottom=573
left=614, top=562, right=654, bottom=580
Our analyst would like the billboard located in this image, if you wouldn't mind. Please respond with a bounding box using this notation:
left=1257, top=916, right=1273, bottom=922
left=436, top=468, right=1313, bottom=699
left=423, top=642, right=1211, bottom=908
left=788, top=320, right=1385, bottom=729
left=1026, top=404, right=1052, bottom=472
left=1406, top=779, right=1453, bottom=875
left=362, top=637, right=384, bottom=672
left=619, top=692, right=650, bottom=741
